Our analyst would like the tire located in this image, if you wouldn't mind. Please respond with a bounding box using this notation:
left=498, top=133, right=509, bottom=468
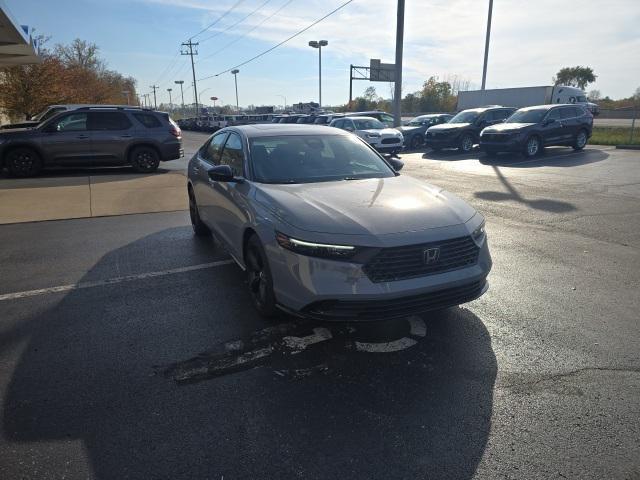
left=573, top=129, right=588, bottom=151
left=5, top=147, right=43, bottom=177
left=410, top=135, right=422, bottom=149
left=130, top=146, right=160, bottom=173
left=188, top=188, right=211, bottom=237
left=245, top=235, right=278, bottom=318
left=459, top=134, right=474, bottom=153
left=523, top=136, right=541, bottom=158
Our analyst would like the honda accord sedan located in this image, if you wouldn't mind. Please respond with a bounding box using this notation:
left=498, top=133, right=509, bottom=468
left=187, top=124, right=491, bottom=320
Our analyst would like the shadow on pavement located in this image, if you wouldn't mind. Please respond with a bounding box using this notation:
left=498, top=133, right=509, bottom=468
left=421, top=148, right=481, bottom=161
left=475, top=165, right=577, bottom=213
left=479, top=146, right=609, bottom=168
left=3, top=228, right=497, bottom=479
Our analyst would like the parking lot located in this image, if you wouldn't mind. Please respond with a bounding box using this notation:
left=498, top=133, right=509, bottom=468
left=1, top=132, right=639, bottom=479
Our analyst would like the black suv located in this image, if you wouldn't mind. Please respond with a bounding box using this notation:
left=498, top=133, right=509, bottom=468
left=479, top=104, right=593, bottom=158
left=0, top=106, right=183, bottom=177
left=424, top=106, right=516, bottom=152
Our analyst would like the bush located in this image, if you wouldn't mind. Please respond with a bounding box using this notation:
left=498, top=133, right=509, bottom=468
left=590, top=126, right=640, bottom=145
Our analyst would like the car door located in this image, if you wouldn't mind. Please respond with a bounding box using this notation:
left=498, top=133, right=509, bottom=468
left=88, top=112, right=135, bottom=164
left=192, top=131, right=227, bottom=225
left=559, top=106, right=579, bottom=142
left=540, top=108, right=564, bottom=145
left=38, top=112, right=92, bottom=164
left=207, top=132, right=251, bottom=258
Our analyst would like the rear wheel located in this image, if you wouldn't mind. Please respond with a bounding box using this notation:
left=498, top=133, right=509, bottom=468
left=188, top=188, right=211, bottom=237
left=245, top=235, right=277, bottom=318
left=523, top=136, right=541, bottom=158
left=6, top=147, right=43, bottom=177
left=410, top=135, right=422, bottom=149
left=130, top=146, right=160, bottom=173
left=459, top=134, right=474, bottom=152
left=573, top=129, right=588, bottom=150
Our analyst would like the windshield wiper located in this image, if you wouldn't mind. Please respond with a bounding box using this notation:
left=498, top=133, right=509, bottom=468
left=343, top=176, right=362, bottom=181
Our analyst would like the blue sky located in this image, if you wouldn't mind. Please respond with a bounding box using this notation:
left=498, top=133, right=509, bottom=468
left=8, top=0, right=640, bottom=108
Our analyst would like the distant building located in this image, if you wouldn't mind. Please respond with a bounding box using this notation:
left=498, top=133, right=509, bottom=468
left=255, top=106, right=274, bottom=114
left=292, top=102, right=320, bottom=114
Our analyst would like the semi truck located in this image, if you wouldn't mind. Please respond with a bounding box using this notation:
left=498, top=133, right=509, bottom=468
left=457, top=86, right=599, bottom=115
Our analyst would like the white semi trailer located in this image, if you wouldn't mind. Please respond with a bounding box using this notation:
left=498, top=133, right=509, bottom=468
left=457, top=85, right=599, bottom=114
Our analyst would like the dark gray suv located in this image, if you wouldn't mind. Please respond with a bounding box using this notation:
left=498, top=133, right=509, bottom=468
left=0, top=106, right=183, bottom=177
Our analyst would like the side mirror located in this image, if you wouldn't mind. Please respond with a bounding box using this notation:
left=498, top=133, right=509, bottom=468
left=543, top=118, right=557, bottom=127
left=388, top=158, right=404, bottom=172
left=208, top=164, right=235, bottom=182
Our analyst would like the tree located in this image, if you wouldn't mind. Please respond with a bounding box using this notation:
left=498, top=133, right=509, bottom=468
left=54, top=39, right=103, bottom=71
left=634, top=87, right=640, bottom=101
left=362, top=86, right=378, bottom=102
left=553, top=66, right=597, bottom=90
left=588, top=89, right=601, bottom=101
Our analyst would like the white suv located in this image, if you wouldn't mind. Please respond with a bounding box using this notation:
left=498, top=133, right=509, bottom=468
left=330, top=116, right=403, bottom=154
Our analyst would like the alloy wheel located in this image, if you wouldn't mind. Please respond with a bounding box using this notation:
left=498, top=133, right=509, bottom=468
left=461, top=135, right=473, bottom=152
left=526, top=137, right=540, bottom=157
left=246, top=248, right=267, bottom=308
left=576, top=131, right=587, bottom=148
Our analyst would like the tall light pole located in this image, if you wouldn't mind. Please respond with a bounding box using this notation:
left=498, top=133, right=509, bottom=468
left=231, top=69, right=240, bottom=114
left=167, top=88, right=173, bottom=110
left=276, top=94, right=287, bottom=112
left=481, top=0, right=494, bottom=90
left=175, top=80, right=185, bottom=116
left=308, top=40, right=328, bottom=108
left=393, top=0, right=404, bottom=127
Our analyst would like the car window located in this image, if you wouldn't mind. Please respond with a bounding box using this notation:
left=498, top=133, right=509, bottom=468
left=90, top=112, right=132, bottom=131
left=249, top=134, right=395, bottom=184
left=333, top=119, right=344, bottom=129
left=494, top=110, right=512, bottom=121
left=133, top=113, right=162, bottom=128
left=202, top=132, right=228, bottom=164
left=353, top=118, right=385, bottom=130
left=53, top=113, right=88, bottom=132
left=560, top=107, right=577, bottom=120
left=38, top=107, right=66, bottom=122
left=380, top=113, right=394, bottom=125
left=220, top=132, right=244, bottom=176
left=545, top=109, right=561, bottom=122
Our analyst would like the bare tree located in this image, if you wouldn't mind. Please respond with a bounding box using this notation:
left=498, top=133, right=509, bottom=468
left=54, top=39, right=104, bottom=71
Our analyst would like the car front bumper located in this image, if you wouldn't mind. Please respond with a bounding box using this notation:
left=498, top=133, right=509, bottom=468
left=479, top=137, right=523, bottom=153
left=424, top=134, right=460, bottom=149
left=266, top=233, right=492, bottom=321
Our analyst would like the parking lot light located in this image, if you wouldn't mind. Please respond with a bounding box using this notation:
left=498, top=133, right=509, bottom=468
left=308, top=40, right=328, bottom=108
left=231, top=69, right=240, bottom=114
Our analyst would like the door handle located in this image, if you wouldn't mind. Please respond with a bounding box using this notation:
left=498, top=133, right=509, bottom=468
left=76, top=134, right=89, bottom=139
left=119, top=134, right=133, bottom=138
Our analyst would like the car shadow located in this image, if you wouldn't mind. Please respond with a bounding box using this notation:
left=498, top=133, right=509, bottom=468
left=475, top=165, right=577, bottom=213
left=421, top=148, right=480, bottom=161
left=2, top=227, right=497, bottom=479
left=479, top=146, right=610, bottom=168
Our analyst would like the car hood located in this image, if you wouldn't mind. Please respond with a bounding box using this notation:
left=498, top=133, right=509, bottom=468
left=0, top=120, right=38, bottom=130
left=254, top=176, right=476, bottom=235
left=428, top=123, right=470, bottom=132
left=484, top=122, right=534, bottom=132
left=0, top=127, right=36, bottom=137
left=359, top=128, right=401, bottom=136
left=398, top=125, right=423, bottom=132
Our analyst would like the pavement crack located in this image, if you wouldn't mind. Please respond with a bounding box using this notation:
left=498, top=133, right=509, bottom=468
left=498, top=366, right=640, bottom=390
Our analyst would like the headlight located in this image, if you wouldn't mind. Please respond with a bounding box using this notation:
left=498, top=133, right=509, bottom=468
left=366, top=133, right=380, bottom=138
left=471, top=220, right=486, bottom=245
left=276, top=232, right=358, bottom=260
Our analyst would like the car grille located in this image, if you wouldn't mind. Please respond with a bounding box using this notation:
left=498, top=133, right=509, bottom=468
left=362, top=236, right=479, bottom=283
left=482, top=133, right=510, bottom=142
left=381, top=138, right=400, bottom=144
left=302, top=280, right=486, bottom=321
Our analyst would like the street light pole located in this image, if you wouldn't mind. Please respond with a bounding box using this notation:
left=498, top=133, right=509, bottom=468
left=276, top=95, right=287, bottom=112
left=393, top=0, right=405, bottom=127
left=167, top=88, right=173, bottom=110
left=309, top=40, right=328, bottom=108
left=231, top=69, right=240, bottom=114
left=481, top=0, right=493, bottom=90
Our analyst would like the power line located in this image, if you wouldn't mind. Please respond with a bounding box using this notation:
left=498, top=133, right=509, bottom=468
left=189, top=0, right=247, bottom=40
left=198, top=0, right=295, bottom=63
left=152, top=51, right=181, bottom=86
left=199, top=0, right=273, bottom=44
left=198, top=0, right=353, bottom=80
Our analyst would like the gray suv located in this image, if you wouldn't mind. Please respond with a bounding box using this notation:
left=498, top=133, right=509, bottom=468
left=0, top=107, right=183, bottom=177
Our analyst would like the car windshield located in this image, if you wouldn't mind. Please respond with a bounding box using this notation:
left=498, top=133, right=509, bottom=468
left=407, top=116, right=433, bottom=126
left=507, top=109, right=547, bottom=123
left=249, top=134, right=395, bottom=184
left=353, top=118, right=385, bottom=130
left=450, top=111, right=479, bottom=123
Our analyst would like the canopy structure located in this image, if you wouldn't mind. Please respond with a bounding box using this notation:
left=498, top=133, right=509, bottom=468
left=0, top=1, right=40, bottom=66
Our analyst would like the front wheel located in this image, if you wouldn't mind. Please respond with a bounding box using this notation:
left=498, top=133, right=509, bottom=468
left=459, top=134, right=474, bottom=152
left=245, top=235, right=278, bottom=318
left=410, top=135, right=422, bottom=149
left=6, top=147, right=43, bottom=177
left=523, top=136, right=541, bottom=158
left=573, top=129, right=588, bottom=150
left=130, top=146, right=160, bottom=173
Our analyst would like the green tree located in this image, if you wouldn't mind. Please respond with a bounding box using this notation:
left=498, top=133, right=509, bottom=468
left=553, top=66, right=597, bottom=90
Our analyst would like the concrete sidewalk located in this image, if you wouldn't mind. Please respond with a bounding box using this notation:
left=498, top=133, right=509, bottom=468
left=0, top=169, right=188, bottom=224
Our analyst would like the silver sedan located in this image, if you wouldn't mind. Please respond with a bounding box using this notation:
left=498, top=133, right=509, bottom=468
left=187, top=124, right=491, bottom=320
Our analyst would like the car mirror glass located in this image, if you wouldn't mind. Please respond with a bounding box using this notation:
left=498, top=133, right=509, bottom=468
left=388, top=158, right=404, bottom=172
left=208, top=164, right=234, bottom=182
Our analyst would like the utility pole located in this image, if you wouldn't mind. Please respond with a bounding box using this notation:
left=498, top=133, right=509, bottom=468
left=393, top=0, right=405, bottom=127
left=175, top=80, right=185, bottom=116
left=481, top=0, right=493, bottom=90
left=231, top=69, right=240, bottom=114
left=150, top=85, right=159, bottom=109
left=181, top=41, right=199, bottom=117
left=167, top=88, right=173, bottom=110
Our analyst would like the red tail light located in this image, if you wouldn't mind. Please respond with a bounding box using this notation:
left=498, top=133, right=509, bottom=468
left=170, top=126, right=182, bottom=137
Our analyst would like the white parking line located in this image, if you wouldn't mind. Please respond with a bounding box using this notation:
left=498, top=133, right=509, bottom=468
left=0, top=260, right=234, bottom=302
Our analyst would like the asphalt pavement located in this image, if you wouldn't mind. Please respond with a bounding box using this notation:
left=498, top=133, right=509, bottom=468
left=0, top=137, right=639, bottom=479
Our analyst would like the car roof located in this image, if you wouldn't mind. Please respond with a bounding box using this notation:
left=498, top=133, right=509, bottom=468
left=227, top=124, right=351, bottom=138
left=415, top=114, right=451, bottom=118
left=517, top=104, right=575, bottom=111
left=343, top=116, right=379, bottom=121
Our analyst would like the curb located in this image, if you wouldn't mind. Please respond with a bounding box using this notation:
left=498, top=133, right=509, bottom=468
left=615, top=145, right=640, bottom=150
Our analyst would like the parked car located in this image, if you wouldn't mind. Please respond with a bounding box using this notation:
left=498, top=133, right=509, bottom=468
left=398, top=114, right=453, bottom=149
left=0, top=106, right=183, bottom=177
left=479, top=104, right=593, bottom=158
left=330, top=116, right=404, bottom=155
left=344, top=110, right=396, bottom=127
left=314, top=113, right=344, bottom=125
left=296, top=115, right=317, bottom=124
left=424, top=106, right=516, bottom=152
left=0, top=104, right=120, bottom=130
left=187, top=124, right=491, bottom=320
